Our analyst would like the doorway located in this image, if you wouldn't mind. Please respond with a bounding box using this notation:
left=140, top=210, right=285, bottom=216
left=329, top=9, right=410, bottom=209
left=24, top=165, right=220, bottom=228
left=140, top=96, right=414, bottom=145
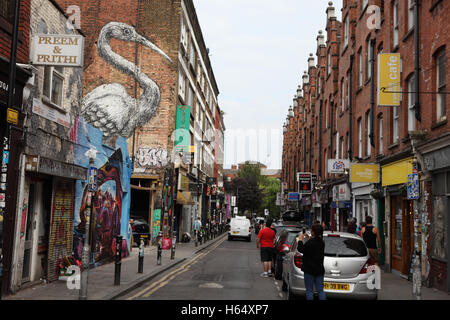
left=391, top=195, right=413, bottom=275
left=21, top=184, right=36, bottom=282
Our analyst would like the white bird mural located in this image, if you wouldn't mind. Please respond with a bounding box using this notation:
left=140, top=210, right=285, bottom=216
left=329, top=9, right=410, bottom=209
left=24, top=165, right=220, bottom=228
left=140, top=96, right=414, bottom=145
left=81, top=22, right=173, bottom=138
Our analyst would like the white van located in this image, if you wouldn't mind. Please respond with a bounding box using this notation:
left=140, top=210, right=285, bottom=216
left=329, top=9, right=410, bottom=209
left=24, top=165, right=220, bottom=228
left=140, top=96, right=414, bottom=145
left=228, top=216, right=252, bottom=242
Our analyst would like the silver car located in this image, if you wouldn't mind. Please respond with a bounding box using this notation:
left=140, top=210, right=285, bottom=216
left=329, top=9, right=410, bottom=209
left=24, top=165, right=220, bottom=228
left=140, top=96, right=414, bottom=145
left=282, top=231, right=378, bottom=300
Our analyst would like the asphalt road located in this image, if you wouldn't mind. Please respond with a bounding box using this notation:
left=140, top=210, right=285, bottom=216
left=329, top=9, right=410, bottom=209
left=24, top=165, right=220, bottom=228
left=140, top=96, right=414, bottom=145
left=123, top=233, right=284, bottom=300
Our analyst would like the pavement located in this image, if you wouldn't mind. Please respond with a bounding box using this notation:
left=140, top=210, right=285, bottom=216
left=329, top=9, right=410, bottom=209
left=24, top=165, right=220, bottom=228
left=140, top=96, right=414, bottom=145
left=2, top=233, right=227, bottom=300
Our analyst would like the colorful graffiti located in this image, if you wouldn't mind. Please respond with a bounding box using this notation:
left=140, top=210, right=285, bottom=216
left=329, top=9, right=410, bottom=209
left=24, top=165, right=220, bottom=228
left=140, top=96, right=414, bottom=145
left=73, top=118, right=132, bottom=266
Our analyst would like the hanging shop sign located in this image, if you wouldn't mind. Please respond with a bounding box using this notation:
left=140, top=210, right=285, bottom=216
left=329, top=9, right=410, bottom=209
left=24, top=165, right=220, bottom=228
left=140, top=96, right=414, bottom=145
left=174, top=105, right=191, bottom=153
left=350, top=163, right=380, bottom=183
left=297, top=172, right=312, bottom=194
left=7, top=108, right=19, bottom=125
left=377, top=53, right=401, bottom=106
left=328, top=159, right=350, bottom=174
left=338, top=183, right=351, bottom=201
left=30, top=34, right=85, bottom=67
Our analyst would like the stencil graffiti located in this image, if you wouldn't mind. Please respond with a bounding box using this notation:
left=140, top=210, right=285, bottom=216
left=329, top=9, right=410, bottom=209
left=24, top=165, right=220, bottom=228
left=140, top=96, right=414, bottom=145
left=81, top=22, right=172, bottom=138
left=136, top=148, right=170, bottom=168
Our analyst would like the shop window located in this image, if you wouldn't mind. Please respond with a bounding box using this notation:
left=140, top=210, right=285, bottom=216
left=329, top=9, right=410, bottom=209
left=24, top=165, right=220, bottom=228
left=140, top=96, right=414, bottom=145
left=393, top=196, right=402, bottom=257
left=43, top=66, right=64, bottom=108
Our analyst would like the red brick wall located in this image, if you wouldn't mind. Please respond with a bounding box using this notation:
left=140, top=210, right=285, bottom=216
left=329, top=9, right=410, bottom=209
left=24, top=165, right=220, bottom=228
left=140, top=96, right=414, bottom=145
left=0, top=0, right=30, bottom=62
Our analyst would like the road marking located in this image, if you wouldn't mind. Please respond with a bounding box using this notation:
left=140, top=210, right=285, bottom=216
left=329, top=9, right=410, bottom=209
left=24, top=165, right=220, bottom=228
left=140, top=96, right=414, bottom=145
left=127, top=237, right=226, bottom=300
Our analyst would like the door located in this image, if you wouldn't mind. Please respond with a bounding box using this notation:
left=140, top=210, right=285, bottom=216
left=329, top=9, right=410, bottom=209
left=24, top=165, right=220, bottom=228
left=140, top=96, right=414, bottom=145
left=22, top=184, right=36, bottom=282
left=391, top=195, right=413, bottom=275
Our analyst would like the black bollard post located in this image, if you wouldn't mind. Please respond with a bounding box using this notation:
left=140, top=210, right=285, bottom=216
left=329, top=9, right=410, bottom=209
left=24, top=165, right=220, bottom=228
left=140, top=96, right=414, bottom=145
left=114, top=235, right=122, bottom=286
left=138, top=237, right=144, bottom=274
left=157, top=232, right=162, bottom=265
left=170, top=236, right=176, bottom=260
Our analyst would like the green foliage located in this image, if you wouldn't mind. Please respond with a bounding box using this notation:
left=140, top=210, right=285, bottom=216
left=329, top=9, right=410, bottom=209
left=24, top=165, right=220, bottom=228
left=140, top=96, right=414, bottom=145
left=259, top=177, right=280, bottom=219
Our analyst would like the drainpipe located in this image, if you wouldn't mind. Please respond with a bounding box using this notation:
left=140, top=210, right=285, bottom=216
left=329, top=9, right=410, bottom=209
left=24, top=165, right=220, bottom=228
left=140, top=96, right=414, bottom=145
left=348, top=55, right=354, bottom=161
left=370, top=38, right=376, bottom=149
left=414, top=0, right=421, bottom=122
left=319, top=100, right=323, bottom=176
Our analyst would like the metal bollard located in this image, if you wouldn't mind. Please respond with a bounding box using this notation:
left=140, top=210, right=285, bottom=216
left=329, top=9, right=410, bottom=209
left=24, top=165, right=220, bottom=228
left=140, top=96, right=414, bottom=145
left=114, top=235, right=122, bottom=286
left=170, top=237, right=176, bottom=260
left=157, top=232, right=162, bottom=265
left=138, top=237, right=144, bottom=274
left=194, top=230, right=198, bottom=247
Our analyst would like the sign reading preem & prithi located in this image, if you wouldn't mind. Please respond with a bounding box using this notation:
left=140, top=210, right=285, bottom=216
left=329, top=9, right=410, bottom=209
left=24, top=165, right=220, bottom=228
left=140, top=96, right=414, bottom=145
left=30, top=34, right=85, bottom=67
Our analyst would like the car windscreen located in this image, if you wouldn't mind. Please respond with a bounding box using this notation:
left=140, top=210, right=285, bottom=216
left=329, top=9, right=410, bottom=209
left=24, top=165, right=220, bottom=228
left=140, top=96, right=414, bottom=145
left=323, top=237, right=368, bottom=257
left=286, top=232, right=300, bottom=244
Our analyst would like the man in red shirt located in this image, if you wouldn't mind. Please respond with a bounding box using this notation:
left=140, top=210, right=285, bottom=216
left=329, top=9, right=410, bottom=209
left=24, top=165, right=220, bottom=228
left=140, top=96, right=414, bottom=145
left=257, top=218, right=276, bottom=277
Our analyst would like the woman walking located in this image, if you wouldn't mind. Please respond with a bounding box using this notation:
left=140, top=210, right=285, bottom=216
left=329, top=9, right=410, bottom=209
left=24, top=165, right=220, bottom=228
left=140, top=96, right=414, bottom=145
left=297, top=223, right=326, bottom=300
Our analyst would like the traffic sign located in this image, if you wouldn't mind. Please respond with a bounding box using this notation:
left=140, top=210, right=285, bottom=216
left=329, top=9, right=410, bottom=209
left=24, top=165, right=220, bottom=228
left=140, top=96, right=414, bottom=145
left=297, top=172, right=312, bottom=194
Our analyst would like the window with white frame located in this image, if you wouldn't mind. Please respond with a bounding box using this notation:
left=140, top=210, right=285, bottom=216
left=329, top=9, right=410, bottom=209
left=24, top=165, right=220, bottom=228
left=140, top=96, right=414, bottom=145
left=379, top=115, right=383, bottom=154
left=367, top=38, right=372, bottom=80
left=408, top=75, right=415, bottom=131
left=341, top=78, right=345, bottom=111
left=328, top=50, right=332, bottom=75
left=187, top=85, right=194, bottom=108
left=178, top=69, right=186, bottom=101
left=180, top=17, right=188, bottom=51
left=340, top=136, right=344, bottom=159
left=408, top=0, right=414, bottom=31
left=393, top=107, right=399, bottom=143
left=189, top=42, right=196, bottom=67
left=393, top=0, right=399, bottom=48
left=358, top=118, right=362, bottom=158
left=325, top=102, right=329, bottom=128
left=43, top=66, right=64, bottom=107
left=436, top=50, right=447, bottom=122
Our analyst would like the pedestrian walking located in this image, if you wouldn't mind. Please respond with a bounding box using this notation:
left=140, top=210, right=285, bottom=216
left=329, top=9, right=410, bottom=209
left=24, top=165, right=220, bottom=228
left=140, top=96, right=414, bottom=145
left=297, top=223, right=326, bottom=300
left=256, top=218, right=276, bottom=278
left=347, top=218, right=357, bottom=234
left=321, top=221, right=329, bottom=231
left=360, top=216, right=382, bottom=266
left=358, top=222, right=366, bottom=237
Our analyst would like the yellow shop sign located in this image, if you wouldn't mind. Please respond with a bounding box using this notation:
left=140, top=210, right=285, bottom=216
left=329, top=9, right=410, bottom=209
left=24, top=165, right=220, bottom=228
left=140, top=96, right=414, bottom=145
left=382, top=158, right=413, bottom=187
left=350, top=163, right=380, bottom=183
left=378, top=53, right=401, bottom=106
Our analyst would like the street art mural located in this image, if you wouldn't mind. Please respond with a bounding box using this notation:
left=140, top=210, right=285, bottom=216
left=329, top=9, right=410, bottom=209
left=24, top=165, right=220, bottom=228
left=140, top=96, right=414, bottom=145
left=73, top=118, right=132, bottom=266
left=81, top=22, right=173, bottom=138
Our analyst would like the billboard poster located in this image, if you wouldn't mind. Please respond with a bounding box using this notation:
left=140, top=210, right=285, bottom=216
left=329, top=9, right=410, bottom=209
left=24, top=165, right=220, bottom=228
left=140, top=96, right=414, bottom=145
left=174, top=105, right=191, bottom=153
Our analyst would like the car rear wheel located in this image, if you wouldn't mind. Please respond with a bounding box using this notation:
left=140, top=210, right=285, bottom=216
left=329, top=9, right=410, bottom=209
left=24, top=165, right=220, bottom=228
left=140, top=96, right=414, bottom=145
left=274, top=259, right=283, bottom=280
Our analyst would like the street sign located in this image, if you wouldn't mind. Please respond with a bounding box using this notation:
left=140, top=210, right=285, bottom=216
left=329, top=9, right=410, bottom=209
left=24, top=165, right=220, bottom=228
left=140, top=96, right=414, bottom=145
left=328, top=159, right=350, bottom=174
left=407, top=173, right=419, bottom=200
left=288, top=192, right=300, bottom=201
left=7, top=108, right=18, bottom=125
left=231, top=196, right=236, bottom=207
left=297, top=172, right=312, bottom=194
left=233, top=207, right=238, bottom=214
left=88, top=167, right=98, bottom=192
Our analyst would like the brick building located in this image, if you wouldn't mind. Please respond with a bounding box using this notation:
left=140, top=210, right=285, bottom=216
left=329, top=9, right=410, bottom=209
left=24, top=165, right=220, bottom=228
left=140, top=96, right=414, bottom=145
left=0, top=0, right=32, bottom=296
left=282, top=0, right=450, bottom=293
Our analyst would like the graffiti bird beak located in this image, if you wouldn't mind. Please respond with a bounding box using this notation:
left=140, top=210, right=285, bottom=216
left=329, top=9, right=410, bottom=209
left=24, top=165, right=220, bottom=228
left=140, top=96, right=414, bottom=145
left=137, top=35, right=173, bottom=64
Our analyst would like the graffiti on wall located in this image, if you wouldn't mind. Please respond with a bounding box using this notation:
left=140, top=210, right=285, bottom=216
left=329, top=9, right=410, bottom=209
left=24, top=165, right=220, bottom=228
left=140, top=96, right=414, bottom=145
left=81, top=22, right=172, bottom=138
left=136, top=147, right=170, bottom=168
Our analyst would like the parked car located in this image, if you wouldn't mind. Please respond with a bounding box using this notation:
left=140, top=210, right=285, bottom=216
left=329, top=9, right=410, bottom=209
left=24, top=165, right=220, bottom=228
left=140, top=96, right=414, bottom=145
left=273, top=227, right=302, bottom=280
left=281, top=210, right=305, bottom=223
left=273, top=222, right=307, bottom=238
left=228, top=216, right=252, bottom=242
left=282, top=231, right=378, bottom=300
left=130, top=217, right=151, bottom=246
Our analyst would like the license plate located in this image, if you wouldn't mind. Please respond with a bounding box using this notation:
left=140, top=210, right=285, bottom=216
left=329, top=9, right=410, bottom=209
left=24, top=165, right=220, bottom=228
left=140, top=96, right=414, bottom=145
left=232, top=232, right=239, bottom=235
left=140, top=235, right=149, bottom=238
left=323, top=283, right=350, bottom=291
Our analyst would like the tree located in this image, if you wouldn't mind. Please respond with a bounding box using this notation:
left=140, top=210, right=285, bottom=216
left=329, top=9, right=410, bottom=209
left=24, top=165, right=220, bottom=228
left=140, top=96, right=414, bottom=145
left=259, top=177, right=281, bottom=219
left=237, top=161, right=264, bottom=184
left=228, top=176, right=262, bottom=213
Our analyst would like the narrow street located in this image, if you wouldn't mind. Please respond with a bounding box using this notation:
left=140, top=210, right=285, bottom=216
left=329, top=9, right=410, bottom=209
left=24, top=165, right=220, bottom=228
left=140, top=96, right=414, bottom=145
left=123, top=235, right=283, bottom=300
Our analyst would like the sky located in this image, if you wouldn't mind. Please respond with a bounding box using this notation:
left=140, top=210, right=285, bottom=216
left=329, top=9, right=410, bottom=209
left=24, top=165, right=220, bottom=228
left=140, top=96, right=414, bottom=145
left=194, top=0, right=342, bottom=169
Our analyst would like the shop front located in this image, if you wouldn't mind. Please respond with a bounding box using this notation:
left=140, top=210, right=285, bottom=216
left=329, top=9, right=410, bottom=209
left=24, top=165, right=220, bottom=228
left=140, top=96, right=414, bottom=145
left=422, top=141, right=450, bottom=293
left=331, top=184, right=352, bottom=232
left=352, top=182, right=378, bottom=229
left=382, top=157, right=414, bottom=277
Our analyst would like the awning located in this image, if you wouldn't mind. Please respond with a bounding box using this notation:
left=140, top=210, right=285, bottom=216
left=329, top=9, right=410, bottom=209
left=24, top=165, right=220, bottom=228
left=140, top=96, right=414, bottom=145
left=176, top=191, right=195, bottom=205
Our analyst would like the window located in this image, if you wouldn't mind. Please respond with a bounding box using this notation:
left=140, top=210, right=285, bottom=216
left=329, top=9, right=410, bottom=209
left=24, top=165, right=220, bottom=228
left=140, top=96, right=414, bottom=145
left=328, top=50, right=332, bottom=76
left=325, top=102, right=329, bottom=128
left=393, top=107, right=399, bottom=143
left=318, top=76, right=321, bottom=97
left=358, top=118, right=362, bottom=158
left=366, top=111, right=371, bottom=156
left=187, top=85, right=194, bottom=108
left=359, top=50, right=363, bottom=87
left=408, top=0, right=414, bottom=31
left=346, top=132, right=350, bottom=155
left=0, top=0, right=13, bottom=22
left=180, top=17, right=188, bottom=51
left=344, top=15, right=349, bottom=48
left=393, top=1, right=399, bottom=48
left=341, top=78, right=345, bottom=111
left=436, top=50, right=447, bottom=121
left=178, top=70, right=186, bottom=101
left=189, top=42, right=196, bottom=68
left=367, top=38, right=373, bottom=80
left=379, top=115, right=383, bottom=154
left=340, top=136, right=344, bottom=159
left=43, top=66, right=64, bottom=107
left=361, top=0, right=369, bottom=13
left=407, top=75, right=415, bottom=131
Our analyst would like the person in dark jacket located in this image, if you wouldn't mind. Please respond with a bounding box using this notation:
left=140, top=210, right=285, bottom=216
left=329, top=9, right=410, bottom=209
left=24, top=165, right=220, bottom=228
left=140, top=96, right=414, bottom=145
left=297, top=223, right=326, bottom=300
